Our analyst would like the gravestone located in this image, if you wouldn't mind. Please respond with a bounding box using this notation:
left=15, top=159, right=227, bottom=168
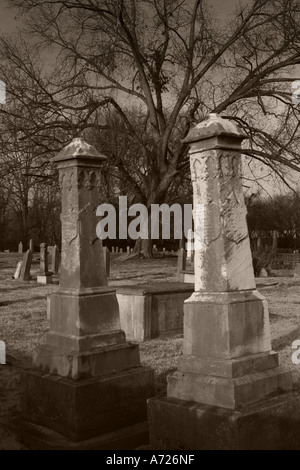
left=37, top=243, right=52, bottom=284
left=127, top=246, right=130, bottom=254
left=13, top=261, right=22, bottom=280
left=148, top=114, right=300, bottom=450
left=112, top=247, right=115, bottom=253
left=260, top=268, right=268, bottom=278
left=0, top=341, right=6, bottom=365
left=120, top=248, right=123, bottom=253
left=29, top=239, right=34, bottom=252
left=103, top=246, right=110, bottom=277
left=18, top=242, right=23, bottom=254
left=177, top=248, right=187, bottom=281
left=51, top=245, right=59, bottom=275
left=21, top=138, right=154, bottom=450
left=19, top=249, right=33, bottom=281
left=294, top=263, right=300, bottom=277
left=46, top=295, right=51, bottom=321
left=186, top=229, right=193, bottom=261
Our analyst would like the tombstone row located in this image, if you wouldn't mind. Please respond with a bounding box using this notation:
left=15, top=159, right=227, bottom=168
left=14, top=244, right=60, bottom=282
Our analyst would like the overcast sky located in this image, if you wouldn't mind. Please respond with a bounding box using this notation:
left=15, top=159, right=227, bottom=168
left=0, top=0, right=241, bottom=35
left=0, top=0, right=19, bottom=35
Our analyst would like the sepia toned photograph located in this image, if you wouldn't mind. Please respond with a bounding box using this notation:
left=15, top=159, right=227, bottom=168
left=0, top=0, right=300, bottom=452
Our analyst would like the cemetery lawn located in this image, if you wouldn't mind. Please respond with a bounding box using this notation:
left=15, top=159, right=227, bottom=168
left=1, top=252, right=300, bottom=449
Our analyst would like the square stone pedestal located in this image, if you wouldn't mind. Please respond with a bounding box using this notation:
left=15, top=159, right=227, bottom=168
left=21, top=365, right=154, bottom=449
left=148, top=393, right=300, bottom=450
left=37, top=274, right=52, bottom=285
left=117, top=283, right=194, bottom=341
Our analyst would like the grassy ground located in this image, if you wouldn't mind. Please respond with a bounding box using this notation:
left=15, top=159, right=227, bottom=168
left=0, top=252, right=300, bottom=449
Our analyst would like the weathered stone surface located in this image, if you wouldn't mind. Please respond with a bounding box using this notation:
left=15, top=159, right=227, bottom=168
left=189, top=147, right=255, bottom=293
left=13, top=261, right=22, bottom=280
left=37, top=274, right=53, bottom=285
left=39, top=243, right=50, bottom=275
left=51, top=245, right=59, bottom=275
left=117, top=283, right=193, bottom=342
left=148, top=394, right=300, bottom=450
left=18, top=419, right=150, bottom=450
left=182, top=291, right=272, bottom=360
left=22, top=367, right=154, bottom=443
left=148, top=113, right=294, bottom=450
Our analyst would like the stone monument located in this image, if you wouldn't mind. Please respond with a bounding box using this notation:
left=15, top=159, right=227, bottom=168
left=186, top=229, right=193, bottom=261
left=13, top=261, right=22, bottom=280
left=51, top=244, right=59, bottom=275
left=37, top=243, right=52, bottom=284
left=19, top=249, right=33, bottom=281
left=148, top=114, right=300, bottom=450
left=21, top=138, right=154, bottom=449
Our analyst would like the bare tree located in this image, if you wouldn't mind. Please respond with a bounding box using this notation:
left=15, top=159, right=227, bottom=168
left=1, top=0, right=300, bottom=256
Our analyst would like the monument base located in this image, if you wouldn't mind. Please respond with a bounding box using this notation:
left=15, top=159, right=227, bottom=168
left=37, top=274, right=52, bottom=285
left=148, top=393, right=300, bottom=450
left=117, top=283, right=194, bottom=342
left=18, top=418, right=149, bottom=450
left=21, top=366, right=154, bottom=444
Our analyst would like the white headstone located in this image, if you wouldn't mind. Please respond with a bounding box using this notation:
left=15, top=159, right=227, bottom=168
left=14, top=261, right=22, bottom=279
left=187, top=229, right=193, bottom=260
left=0, top=341, right=6, bottom=365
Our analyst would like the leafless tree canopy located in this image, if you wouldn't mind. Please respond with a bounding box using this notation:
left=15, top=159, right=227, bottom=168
left=0, top=0, right=299, bottom=254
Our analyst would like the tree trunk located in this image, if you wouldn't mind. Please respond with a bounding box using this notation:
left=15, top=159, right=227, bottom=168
left=133, top=237, right=154, bottom=258
left=141, top=238, right=153, bottom=258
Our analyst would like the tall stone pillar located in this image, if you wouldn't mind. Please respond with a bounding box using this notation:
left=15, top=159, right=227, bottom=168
left=37, top=243, right=52, bottom=284
left=148, top=114, right=300, bottom=450
left=51, top=244, right=59, bottom=275
left=186, top=229, right=193, bottom=261
left=21, top=138, right=154, bottom=449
